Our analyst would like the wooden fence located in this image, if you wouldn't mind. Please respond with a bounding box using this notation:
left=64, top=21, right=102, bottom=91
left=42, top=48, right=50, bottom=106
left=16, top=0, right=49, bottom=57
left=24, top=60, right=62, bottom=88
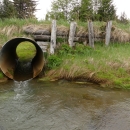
left=27, top=20, right=112, bottom=54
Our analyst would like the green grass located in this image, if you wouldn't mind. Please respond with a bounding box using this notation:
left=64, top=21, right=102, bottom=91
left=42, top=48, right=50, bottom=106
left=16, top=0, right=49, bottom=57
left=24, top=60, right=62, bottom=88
left=45, top=42, right=130, bottom=88
left=57, top=19, right=70, bottom=27
left=0, top=18, right=51, bottom=27
left=16, top=41, right=36, bottom=62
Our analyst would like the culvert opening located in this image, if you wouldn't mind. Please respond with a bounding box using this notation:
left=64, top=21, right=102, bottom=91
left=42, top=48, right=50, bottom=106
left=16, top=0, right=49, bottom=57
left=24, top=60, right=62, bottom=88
left=16, top=41, right=36, bottom=63
left=0, top=38, right=44, bottom=81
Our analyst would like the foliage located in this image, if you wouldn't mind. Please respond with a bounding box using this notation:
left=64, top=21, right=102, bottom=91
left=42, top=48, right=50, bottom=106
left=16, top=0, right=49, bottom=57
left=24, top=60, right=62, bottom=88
left=47, top=0, right=80, bottom=21
left=0, top=0, right=16, bottom=19
left=58, top=43, right=93, bottom=56
left=0, top=0, right=37, bottom=19
left=79, top=0, right=93, bottom=21
left=70, top=2, right=80, bottom=21
left=118, top=12, right=129, bottom=24
left=58, top=44, right=74, bottom=55
left=13, top=0, right=37, bottom=19
left=46, top=55, right=63, bottom=69
left=47, top=0, right=117, bottom=22
left=97, top=0, right=116, bottom=21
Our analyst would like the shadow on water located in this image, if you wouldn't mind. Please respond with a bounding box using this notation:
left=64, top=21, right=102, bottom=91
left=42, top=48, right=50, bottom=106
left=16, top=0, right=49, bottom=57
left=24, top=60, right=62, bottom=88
left=0, top=80, right=130, bottom=130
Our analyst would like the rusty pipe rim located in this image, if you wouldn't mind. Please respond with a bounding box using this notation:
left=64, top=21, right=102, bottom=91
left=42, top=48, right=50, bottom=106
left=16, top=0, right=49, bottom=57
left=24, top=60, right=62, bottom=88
left=0, top=37, right=44, bottom=81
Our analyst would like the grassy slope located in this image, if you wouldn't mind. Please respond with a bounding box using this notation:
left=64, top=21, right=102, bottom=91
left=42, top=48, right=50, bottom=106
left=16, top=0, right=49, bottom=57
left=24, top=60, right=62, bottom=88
left=45, top=43, right=130, bottom=89
left=0, top=18, right=130, bottom=88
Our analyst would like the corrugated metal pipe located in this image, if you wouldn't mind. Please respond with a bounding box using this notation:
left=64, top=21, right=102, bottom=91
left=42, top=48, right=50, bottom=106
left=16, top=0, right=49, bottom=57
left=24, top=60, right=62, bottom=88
left=0, top=38, right=44, bottom=81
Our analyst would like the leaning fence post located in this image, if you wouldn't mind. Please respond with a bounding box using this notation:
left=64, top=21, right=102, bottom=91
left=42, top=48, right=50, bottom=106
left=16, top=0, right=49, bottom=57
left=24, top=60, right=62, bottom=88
left=68, top=22, right=77, bottom=47
left=88, top=21, right=94, bottom=48
left=105, top=21, right=112, bottom=46
left=50, top=20, right=57, bottom=54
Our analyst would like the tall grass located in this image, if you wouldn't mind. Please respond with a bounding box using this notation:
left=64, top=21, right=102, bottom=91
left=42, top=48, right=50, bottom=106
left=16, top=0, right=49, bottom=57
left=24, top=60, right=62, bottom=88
left=46, top=43, right=130, bottom=88
left=0, top=18, right=52, bottom=45
left=0, top=18, right=52, bottom=27
left=113, top=21, right=130, bottom=33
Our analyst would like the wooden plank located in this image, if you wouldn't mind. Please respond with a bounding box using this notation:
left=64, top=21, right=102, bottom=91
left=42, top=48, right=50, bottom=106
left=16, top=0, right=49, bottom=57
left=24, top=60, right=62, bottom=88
left=34, top=35, right=87, bottom=42
left=24, top=29, right=51, bottom=35
left=88, top=21, right=94, bottom=48
left=36, top=41, right=50, bottom=46
left=50, top=20, right=57, bottom=54
left=33, top=35, right=50, bottom=41
left=40, top=46, right=48, bottom=50
left=105, top=21, right=112, bottom=46
left=68, top=22, right=77, bottom=47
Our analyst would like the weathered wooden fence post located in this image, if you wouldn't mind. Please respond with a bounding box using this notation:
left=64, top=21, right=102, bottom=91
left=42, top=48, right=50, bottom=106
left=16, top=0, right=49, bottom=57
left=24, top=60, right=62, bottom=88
left=105, top=21, right=112, bottom=46
left=50, top=20, right=57, bottom=54
left=68, top=22, right=77, bottom=47
left=88, top=21, right=94, bottom=48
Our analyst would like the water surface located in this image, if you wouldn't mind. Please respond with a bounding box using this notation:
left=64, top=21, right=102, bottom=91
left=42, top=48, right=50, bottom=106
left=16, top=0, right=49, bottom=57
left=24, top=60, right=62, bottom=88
left=0, top=80, right=130, bottom=130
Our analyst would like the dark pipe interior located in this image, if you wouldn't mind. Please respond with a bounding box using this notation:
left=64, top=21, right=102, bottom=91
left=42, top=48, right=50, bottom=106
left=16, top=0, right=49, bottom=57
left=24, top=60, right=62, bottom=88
left=0, top=38, right=44, bottom=81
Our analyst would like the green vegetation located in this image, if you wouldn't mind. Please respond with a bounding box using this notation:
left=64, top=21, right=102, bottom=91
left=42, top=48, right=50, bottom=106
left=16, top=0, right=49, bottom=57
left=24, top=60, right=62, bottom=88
left=45, top=43, right=130, bottom=89
left=46, top=0, right=117, bottom=22
left=0, top=18, right=130, bottom=89
left=16, top=42, right=36, bottom=62
left=0, top=0, right=37, bottom=19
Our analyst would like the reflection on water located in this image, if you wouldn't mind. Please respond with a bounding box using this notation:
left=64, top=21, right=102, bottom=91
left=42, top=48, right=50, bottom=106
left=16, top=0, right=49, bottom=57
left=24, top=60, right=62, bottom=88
left=0, top=80, right=130, bottom=130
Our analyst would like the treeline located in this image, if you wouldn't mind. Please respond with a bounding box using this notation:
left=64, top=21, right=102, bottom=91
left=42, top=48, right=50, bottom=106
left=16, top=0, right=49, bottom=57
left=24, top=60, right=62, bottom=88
left=0, top=0, right=128, bottom=24
left=0, top=0, right=37, bottom=19
left=46, top=0, right=128, bottom=23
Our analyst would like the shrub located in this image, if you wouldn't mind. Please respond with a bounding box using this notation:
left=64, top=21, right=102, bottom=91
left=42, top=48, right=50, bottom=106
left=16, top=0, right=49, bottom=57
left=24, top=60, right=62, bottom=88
left=46, top=55, right=62, bottom=69
left=58, top=44, right=73, bottom=55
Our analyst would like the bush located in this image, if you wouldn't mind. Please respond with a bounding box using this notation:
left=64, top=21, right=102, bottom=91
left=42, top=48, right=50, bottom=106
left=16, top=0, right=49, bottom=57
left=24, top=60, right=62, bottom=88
left=46, top=55, right=62, bottom=69
left=58, top=44, right=73, bottom=55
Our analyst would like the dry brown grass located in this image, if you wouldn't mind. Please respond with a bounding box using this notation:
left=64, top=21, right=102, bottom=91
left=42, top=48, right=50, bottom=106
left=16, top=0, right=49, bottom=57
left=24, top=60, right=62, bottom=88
left=76, top=26, right=88, bottom=37
left=46, top=61, right=107, bottom=84
left=0, top=25, right=22, bottom=37
left=94, top=26, right=102, bottom=38
left=57, top=25, right=69, bottom=36
left=111, top=27, right=130, bottom=42
left=23, top=24, right=51, bottom=34
left=15, top=21, right=130, bottom=43
left=106, top=58, right=130, bottom=71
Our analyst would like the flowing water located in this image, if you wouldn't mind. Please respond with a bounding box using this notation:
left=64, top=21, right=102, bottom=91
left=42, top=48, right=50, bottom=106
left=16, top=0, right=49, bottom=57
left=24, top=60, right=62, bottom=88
left=0, top=80, right=130, bottom=130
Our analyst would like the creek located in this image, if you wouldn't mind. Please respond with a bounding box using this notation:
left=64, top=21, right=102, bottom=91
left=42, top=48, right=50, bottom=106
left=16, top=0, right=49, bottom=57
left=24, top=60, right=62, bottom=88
left=0, top=80, right=130, bottom=130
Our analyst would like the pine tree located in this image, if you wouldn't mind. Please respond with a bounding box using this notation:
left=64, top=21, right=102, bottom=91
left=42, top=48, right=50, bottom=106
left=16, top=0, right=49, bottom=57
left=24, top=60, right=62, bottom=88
left=79, top=0, right=93, bottom=22
left=0, top=0, right=16, bottom=19
left=97, top=0, right=116, bottom=21
left=119, top=12, right=128, bottom=24
left=13, top=0, right=37, bottom=19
